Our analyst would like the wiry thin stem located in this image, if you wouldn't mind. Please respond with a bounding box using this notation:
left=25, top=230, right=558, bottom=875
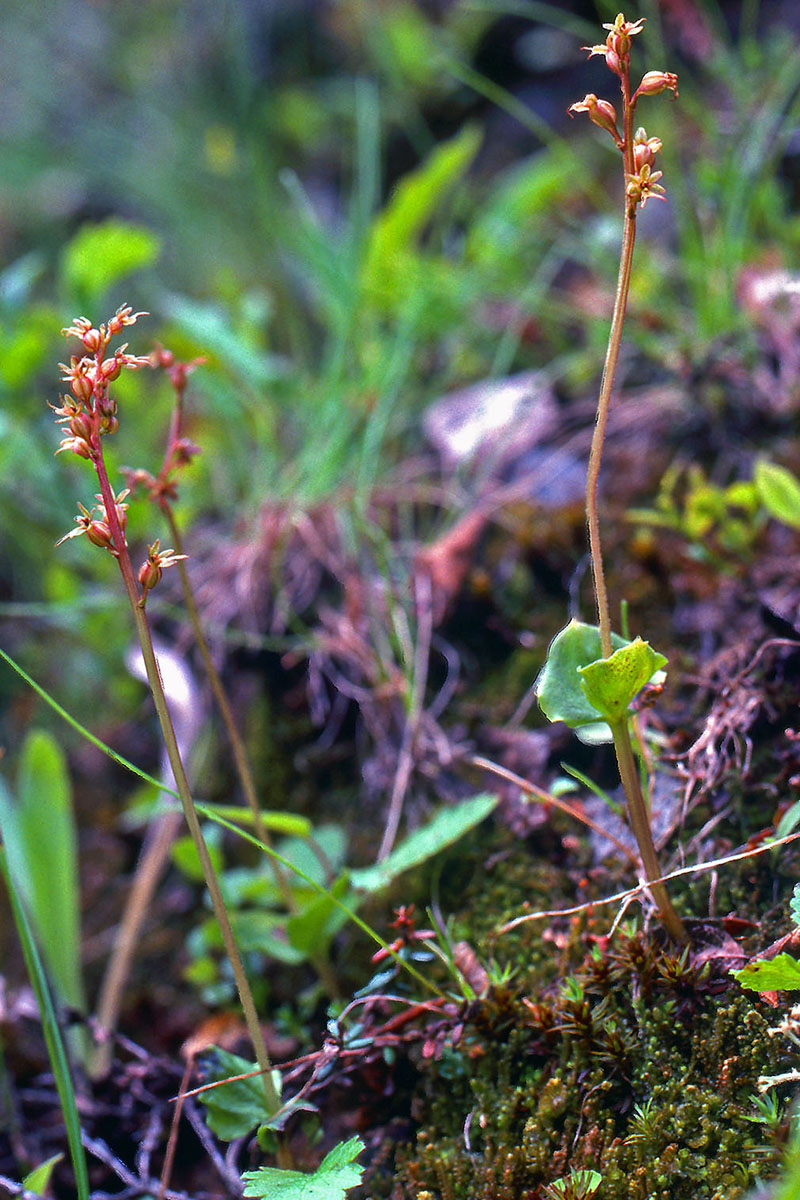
left=91, top=447, right=283, bottom=1126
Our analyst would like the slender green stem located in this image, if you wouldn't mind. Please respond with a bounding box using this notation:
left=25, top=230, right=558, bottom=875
left=91, top=447, right=283, bottom=1122
left=610, top=719, right=687, bottom=943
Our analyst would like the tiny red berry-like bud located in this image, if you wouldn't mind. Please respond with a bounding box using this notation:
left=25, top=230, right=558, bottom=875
left=102, top=356, right=123, bottom=381
left=81, top=327, right=103, bottom=353
left=138, top=557, right=163, bottom=593
left=69, top=411, right=94, bottom=442
left=633, top=71, right=679, bottom=102
left=86, top=519, right=114, bottom=550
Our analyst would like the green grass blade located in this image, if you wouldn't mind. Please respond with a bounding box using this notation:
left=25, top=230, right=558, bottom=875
left=0, top=847, right=90, bottom=1200
left=0, top=645, right=178, bottom=798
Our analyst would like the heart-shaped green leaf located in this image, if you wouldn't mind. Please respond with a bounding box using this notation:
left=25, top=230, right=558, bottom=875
left=577, top=638, right=667, bottom=725
left=536, top=620, right=628, bottom=728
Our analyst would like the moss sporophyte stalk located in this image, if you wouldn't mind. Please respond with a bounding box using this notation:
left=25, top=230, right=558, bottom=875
left=536, top=15, right=686, bottom=943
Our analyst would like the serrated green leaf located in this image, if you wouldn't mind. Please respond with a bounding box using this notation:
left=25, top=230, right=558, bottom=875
left=61, top=220, right=160, bottom=305
left=755, top=460, right=800, bottom=529
left=350, top=794, right=497, bottom=894
left=578, top=638, right=667, bottom=725
left=733, top=953, right=800, bottom=992
left=536, top=620, right=629, bottom=728
left=242, top=1135, right=365, bottom=1199
left=197, top=1047, right=279, bottom=1140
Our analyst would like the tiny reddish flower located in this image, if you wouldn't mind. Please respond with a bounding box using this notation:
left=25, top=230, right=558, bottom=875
left=568, top=94, right=622, bottom=145
left=137, top=540, right=187, bottom=606
left=626, top=162, right=666, bottom=208
left=602, top=12, right=646, bottom=57
left=56, top=493, right=128, bottom=553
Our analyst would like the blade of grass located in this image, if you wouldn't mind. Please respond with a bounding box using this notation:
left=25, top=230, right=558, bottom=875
left=0, top=645, right=178, bottom=798
left=0, top=847, right=90, bottom=1200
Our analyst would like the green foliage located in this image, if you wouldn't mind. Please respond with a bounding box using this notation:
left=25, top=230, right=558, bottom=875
left=197, top=1047, right=281, bottom=1140
left=0, top=847, right=90, bottom=1200
left=242, top=1136, right=365, bottom=1200
left=542, top=1169, right=602, bottom=1200
left=183, top=796, right=497, bottom=996
left=536, top=620, right=665, bottom=734
left=577, top=638, right=667, bottom=727
left=361, top=124, right=482, bottom=318
left=61, top=220, right=161, bottom=309
left=350, top=794, right=498, bottom=893
left=755, top=460, right=800, bottom=530
left=734, top=884, right=800, bottom=992
left=0, top=730, right=85, bottom=1014
left=734, top=954, right=800, bottom=993
left=629, top=463, right=763, bottom=565
left=22, top=1153, right=64, bottom=1197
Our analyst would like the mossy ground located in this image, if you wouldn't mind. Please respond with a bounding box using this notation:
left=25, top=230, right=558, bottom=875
left=365, top=823, right=799, bottom=1200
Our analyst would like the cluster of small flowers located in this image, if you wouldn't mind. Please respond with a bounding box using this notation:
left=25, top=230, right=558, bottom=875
left=568, top=13, right=678, bottom=210
left=53, top=306, right=151, bottom=459
left=53, top=306, right=187, bottom=606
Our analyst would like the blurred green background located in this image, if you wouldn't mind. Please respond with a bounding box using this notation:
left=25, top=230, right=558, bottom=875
left=2, top=0, right=799, bottom=735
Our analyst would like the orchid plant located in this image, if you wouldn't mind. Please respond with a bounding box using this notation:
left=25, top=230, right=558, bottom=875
left=535, top=15, right=687, bottom=943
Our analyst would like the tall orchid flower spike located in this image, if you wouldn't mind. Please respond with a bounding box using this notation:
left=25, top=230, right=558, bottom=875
left=545, top=18, right=688, bottom=943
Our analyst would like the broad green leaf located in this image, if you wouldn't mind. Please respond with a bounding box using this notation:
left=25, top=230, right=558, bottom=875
left=242, top=1135, right=365, bottom=1200
left=536, top=620, right=628, bottom=728
left=198, top=1047, right=280, bottom=1140
left=350, top=794, right=498, bottom=894
left=61, top=220, right=160, bottom=304
left=0, top=731, right=84, bottom=1013
left=733, top=953, right=800, bottom=992
left=755, top=459, right=800, bottom=529
left=23, top=1153, right=63, bottom=1195
left=578, top=638, right=667, bottom=726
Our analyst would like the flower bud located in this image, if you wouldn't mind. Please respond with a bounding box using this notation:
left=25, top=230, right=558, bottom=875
left=102, top=356, right=123, bottom=381
left=633, top=71, right=679, bottom=101
left=138, top=557, right=163, bottom=592
left=70, top=371, right=94, bottom=404
left=69, top=411, right=94, bottom=442
left=633, top=130, right=662, bottom=171
left=568, top=94, right=622, bottom=145
left=81, top=327, right=103, bottom=353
